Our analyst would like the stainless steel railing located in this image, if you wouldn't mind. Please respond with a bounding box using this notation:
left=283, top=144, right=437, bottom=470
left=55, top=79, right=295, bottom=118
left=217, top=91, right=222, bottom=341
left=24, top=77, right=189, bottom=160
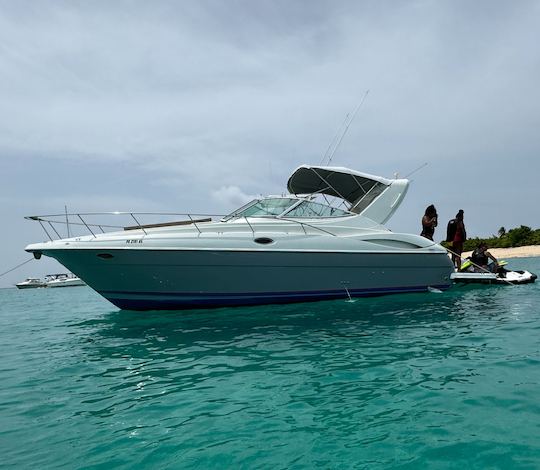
left=25, top=211, right=341, bottom=241
left=25, top=212, right=224, bottom=241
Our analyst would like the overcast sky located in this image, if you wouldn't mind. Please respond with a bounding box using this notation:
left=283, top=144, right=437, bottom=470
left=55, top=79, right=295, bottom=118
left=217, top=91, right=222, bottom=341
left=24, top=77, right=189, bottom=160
left=1, top=0, right=539, bottom=287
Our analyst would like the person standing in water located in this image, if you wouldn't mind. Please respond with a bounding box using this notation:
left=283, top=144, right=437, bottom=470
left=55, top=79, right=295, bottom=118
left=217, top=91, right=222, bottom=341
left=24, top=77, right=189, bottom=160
left=447, top=209, right=466, bottom=269
left=420, top=205, right=438, bottom=241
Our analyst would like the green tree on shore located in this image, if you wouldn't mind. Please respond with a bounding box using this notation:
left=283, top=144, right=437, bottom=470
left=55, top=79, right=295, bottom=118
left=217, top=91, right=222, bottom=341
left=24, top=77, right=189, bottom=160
left=442, top=225, right=540, bottom=251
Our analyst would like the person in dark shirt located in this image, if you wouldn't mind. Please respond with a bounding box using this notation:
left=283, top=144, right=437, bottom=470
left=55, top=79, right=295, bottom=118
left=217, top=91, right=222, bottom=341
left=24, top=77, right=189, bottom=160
left=448, top=209, right=466, bottom=269
left=420, top=204, right=438, bottom=241
left=470, top=242, right=499, bottom=272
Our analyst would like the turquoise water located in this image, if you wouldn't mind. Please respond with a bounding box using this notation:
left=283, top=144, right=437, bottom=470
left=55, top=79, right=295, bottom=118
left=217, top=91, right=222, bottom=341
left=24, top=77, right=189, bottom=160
left=1, top=258, right=539, bottom=469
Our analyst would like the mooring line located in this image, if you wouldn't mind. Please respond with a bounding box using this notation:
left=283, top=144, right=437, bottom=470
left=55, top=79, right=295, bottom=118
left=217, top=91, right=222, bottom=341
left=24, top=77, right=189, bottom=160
left=0, top=258, right=34, bottom=278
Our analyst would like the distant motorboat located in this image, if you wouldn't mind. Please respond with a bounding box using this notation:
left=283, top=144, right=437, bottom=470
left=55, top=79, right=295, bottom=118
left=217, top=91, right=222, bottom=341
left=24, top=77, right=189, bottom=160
left=15, top=277, right=47, bottom=289
left=45, top=273, right=85, bottom=288
left=16, top=273, right=85, bottom=289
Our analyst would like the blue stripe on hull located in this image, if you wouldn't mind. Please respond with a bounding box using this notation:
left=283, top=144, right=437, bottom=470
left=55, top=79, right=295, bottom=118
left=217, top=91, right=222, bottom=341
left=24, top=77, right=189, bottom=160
left=100, top=284, right=452, bottom=311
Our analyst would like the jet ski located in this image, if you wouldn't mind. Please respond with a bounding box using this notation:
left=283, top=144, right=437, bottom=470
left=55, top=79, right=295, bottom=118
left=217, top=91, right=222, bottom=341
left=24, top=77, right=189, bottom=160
left=451, top=259, right=537, bottom=285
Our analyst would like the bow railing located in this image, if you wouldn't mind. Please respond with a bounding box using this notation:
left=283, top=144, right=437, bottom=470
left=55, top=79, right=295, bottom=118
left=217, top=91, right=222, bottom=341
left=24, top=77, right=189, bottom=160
left=25, top=212, right=224, bottom=241
left=25, top=211, right=343, bottom=242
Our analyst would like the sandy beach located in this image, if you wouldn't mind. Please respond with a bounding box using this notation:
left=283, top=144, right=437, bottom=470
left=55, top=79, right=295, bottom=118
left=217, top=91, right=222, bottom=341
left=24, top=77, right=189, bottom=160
left=462, top=245, right=540, bottom=259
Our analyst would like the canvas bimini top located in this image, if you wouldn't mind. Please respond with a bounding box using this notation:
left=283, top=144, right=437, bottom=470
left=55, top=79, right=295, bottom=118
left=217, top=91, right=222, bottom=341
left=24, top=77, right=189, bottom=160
left=286, top=165, right=409, bottom=225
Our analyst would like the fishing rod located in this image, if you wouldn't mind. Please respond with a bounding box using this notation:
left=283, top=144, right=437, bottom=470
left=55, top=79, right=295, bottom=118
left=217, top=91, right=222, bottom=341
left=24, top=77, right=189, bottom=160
left=404, top=162, right=429, bottom=179
left=320, top=90, right=370, bottom=166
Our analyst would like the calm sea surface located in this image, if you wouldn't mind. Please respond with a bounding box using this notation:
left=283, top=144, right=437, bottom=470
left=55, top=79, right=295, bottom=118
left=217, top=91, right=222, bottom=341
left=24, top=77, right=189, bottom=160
left=1, top=258, right=539, bottom=469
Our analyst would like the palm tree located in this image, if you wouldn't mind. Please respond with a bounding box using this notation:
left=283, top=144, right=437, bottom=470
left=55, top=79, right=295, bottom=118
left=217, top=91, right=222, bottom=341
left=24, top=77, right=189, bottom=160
left=498, top=226, right=506, bottom=237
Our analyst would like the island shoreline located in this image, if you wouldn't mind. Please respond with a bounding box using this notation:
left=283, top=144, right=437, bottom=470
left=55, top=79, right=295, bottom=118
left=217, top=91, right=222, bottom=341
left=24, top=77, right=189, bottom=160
left=461, top=245, right=540, bottom=260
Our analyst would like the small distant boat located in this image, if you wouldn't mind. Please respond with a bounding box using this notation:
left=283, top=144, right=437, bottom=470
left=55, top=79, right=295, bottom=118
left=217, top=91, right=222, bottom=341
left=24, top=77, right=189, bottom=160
left=16, top=274, right=85, bottom=289
left=15, top=277, right=47, bottom=289
left=45, top=273, right=85, bottom=288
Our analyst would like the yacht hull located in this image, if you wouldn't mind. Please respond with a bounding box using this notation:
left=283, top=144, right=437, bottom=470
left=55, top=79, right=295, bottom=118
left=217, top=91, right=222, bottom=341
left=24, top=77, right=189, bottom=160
left=46, top=278, right=86, bottom=288
left=16, top=283, right=46, bottom=289
left=36, top=248, right=453, bottom=310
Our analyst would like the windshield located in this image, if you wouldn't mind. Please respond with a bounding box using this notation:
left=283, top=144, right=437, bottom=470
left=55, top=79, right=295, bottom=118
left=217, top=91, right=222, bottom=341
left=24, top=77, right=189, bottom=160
left=224, top=198, right=298, bottom=220
left=224, top=197, right=351, bottom=220
left=283, top=200, right=351, bottom=218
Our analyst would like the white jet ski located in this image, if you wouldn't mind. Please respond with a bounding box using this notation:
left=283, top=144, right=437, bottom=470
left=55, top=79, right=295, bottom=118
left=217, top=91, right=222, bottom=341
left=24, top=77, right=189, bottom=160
left=451, top=260, right=537, bottom=285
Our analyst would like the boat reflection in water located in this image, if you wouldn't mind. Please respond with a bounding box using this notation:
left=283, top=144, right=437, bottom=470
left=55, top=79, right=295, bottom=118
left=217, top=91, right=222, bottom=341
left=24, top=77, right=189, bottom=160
left=24, top=165, right=454, bottom=310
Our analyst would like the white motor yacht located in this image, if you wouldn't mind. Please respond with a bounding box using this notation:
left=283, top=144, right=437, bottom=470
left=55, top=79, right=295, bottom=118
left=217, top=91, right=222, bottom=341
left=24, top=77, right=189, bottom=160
left=15, top=277, right=46, bottom=289
left=25, top=165, right=454, bottom=310
left=45, top=273, right=86, bottom=288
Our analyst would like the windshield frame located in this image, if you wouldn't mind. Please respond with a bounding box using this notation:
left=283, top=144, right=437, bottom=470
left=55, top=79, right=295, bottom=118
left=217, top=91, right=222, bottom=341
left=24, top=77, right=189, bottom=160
left=222, top=196, right=353, bottom=221
left=281, top=199, right=353, bottom=219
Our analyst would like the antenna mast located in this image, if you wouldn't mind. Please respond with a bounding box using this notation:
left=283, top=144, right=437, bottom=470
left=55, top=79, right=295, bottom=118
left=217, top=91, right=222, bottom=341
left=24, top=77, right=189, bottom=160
left=404, top=162, right=428, bottom=179
left=321, top=90, right=370, bottom=166
left=65, top=205, right=70, bottom=238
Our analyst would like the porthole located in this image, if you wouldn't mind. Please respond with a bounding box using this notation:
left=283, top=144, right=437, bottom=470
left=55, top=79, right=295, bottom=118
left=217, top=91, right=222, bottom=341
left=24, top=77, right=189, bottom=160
left=253, top=237, right=274, bottom=245
left=97, top=253, right=114, bottom=259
